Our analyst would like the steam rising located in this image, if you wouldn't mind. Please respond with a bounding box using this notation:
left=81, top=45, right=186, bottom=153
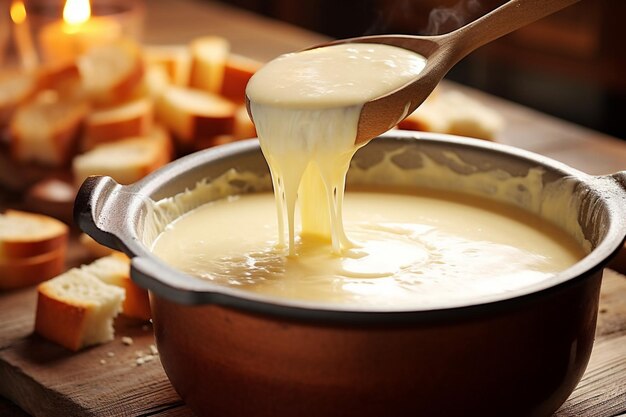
left=363, top=0, right=485, bottom=36
left=425, top=0, right=481, bottom=34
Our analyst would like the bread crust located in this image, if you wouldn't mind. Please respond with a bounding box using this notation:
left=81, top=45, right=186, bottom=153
left=0, top=210, right=69, bottom=260
left=0, top=71, right=39, bottom=126
left=35, top=285, right=90, bottom=351
left=188, top=36, right=229, bottom=94
left=156, top=86, right=236, bottom=147
left=82, top=98, right=154, bottom=150
left=221, top=54, right=261, bottom=103
left=0, top=246, right=66, bottom=290
left=9, top=95, right=89, bottom=167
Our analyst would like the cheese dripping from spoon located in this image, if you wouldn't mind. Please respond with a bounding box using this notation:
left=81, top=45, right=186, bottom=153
left=246, top=43, right=427, bottom=255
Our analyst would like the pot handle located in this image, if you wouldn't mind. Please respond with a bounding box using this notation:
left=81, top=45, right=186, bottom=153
left=74, top=175, right=128, bottom=252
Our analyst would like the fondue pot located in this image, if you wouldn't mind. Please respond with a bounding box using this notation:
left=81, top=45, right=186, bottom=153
left=75, top=131, right=626, bottom=417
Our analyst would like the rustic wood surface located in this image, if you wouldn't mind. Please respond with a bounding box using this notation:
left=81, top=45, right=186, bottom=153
left=1, top=0, right=625, bottom=415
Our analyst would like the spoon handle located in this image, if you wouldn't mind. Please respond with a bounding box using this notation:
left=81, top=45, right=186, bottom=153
left=447, top=0, right=580, bottom=58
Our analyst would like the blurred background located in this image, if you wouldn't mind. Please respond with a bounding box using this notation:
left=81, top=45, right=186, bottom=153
left=215, top=0, right=626, bottom=140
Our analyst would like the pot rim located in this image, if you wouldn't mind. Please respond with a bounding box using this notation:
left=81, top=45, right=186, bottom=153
left=75, top=131, right=626, bottom=322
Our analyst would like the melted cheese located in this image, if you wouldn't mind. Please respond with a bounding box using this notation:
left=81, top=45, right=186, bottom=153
left=151, top=189, right=584, bottom=308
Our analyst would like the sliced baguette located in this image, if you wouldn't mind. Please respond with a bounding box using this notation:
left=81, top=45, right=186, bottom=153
left=193, top=134, right=236, bottom=151
left=144, top=45, right=191, bottom=86
left=73, top=126, right=172, bottom=186
left=188, top=36, right=230, bottom=94
left=82, top=97, right=154, bottom=151
left=0, top=71, right=39, bottom=126
left=78, top=39, right=145, bottom=106
left=35, top=268, right=125, bottom=351
left=24, top=178, right=77, bottom=225
left=233, top=104, right=257, bottom=140
left=399, top=90, right=503, bottom=141
left=156, top=85, right=235, bottom=147
left=0, top=246, right=66, bottom=290
left=221, top=54, right=262, bottom=103
left=79, top=233, right=118, bottom=258
left=38, top=60, right=83, bottom=99
left=140, top=64, right=171, bottom=100
left=82, top=254, right=151, bottom=321
left=0, top=210, right=69, bottom=260
left=195, top=105, right=256, bottom=150
left=10, top=92, right=89, bottom=167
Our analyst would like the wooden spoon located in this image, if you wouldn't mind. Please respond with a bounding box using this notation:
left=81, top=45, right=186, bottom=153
left=331, top=0, right=581, bottom=143
left=246, top=0, right=579, bottom=144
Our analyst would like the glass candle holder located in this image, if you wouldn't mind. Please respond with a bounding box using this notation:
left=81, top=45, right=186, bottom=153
left=1, top=4, right=10, bottom=68
left=27, top=0, right=145, bottom=64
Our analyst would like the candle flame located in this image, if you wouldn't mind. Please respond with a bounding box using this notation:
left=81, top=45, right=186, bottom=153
left=63, top=0, right=91, bottom=26
left=10, top=0, right=27, bottom=25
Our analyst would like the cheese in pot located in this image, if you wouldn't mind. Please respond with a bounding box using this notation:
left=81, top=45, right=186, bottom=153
left=151, top=188, right=584, bottom=308
left=246, top=43, right=427, bottom=254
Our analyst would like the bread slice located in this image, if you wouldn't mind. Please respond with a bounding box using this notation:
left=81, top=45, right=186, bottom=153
left=194, top=105, right=257, bottom=150
left=79, top=233, right=118, bottom=258
left=193, top=134, right=236, bottom=151
left=0, top=210, right=69, bottom=260
left=24, top=178, right=77, bottom=225
left=140, top=64, right=171, bottom=100
left=78, top=39, right=145, bottom=106
left=10, top=92, right=89, bottom=166
left=398, top=90, right=503, bottom=141
left=38, top=60, right=83, bottom=99
left=0, top=246, right=66, bottom=290
left=82, top=98, right=154, bottom=151
left=188, top=36, right=230, bottom=94
left=156, top=85, right=235, bottom=147
left=82, top=254, right=151, bottom=321
left=0, top=71, right=39, bottom=126
left=73, top=126, right=172, bottom=186
left=221, top=54, right=261, bottom=103
left=233, top=104, right=257, bottom=140
left=35, top=268, right=125, bottom=351
left=144, top=45, right=191, bottom=86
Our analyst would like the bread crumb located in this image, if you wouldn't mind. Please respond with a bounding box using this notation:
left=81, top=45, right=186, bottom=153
left=135, top=350, right=144, bottom=358
left=135, top=353, right=157, bottom=366
left=106, top=351, right=115, bottom=357
left=121, top=336, right=133, bottom=346
left=149, top=344, right=158, bottom=355
left=99, top=359, right=107, bottom=365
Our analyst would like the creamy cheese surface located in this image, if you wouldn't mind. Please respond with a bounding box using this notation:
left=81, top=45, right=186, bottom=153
left=246, top=43, right=427, bottom=108
left=151, top=189, right=584, bottom=308
left=246, top=43, right=427, bottom=254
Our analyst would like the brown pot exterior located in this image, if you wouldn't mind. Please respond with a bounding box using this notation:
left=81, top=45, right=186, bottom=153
left=151, top=270, right=601, bottom=417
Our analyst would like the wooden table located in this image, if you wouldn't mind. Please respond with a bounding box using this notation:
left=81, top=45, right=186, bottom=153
left=1, top=0, right=625, bottom=415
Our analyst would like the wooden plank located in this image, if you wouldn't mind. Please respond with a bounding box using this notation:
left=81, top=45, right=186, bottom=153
left=0, top=304, right=190, bottom=416
left=555, top=335, right=626, bottom=417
